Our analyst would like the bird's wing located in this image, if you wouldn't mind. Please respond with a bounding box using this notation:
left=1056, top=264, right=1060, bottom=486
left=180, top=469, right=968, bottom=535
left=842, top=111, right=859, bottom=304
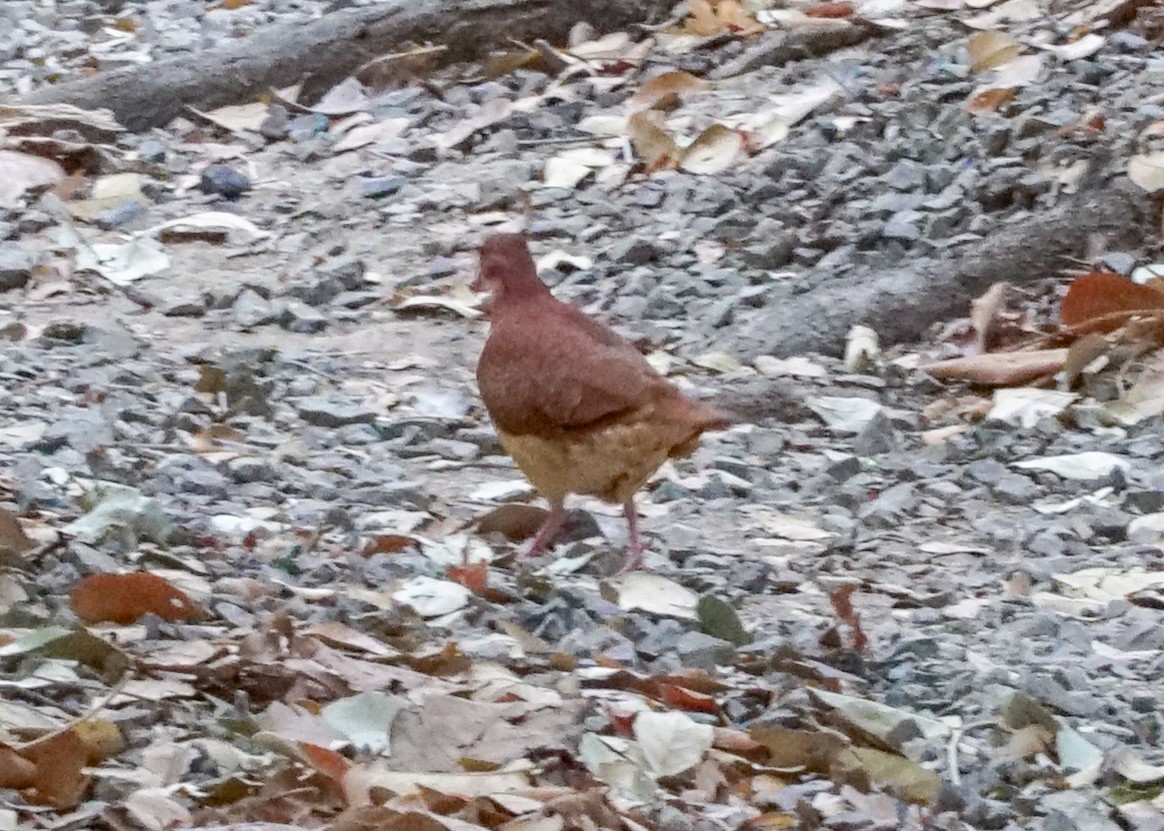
left=477, top=308, right=671, bottom=438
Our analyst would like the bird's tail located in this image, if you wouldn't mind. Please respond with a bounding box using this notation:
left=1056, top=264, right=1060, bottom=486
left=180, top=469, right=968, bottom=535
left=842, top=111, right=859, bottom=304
left=688, top=399, right=737, bottom=432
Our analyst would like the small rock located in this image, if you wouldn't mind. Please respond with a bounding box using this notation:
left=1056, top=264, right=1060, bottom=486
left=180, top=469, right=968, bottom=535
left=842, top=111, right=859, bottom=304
left=332, top=290, right=380, bottom=309
left=853, top=412, right=898, bottom=456
left=361, top=176, right=407, bottom=198
left=199, top=165, right=252, bottom=200
left=160, top=295, right=206, bottom=317
left=226, top=457, right=275, bottom=484
left=234, top=289, right=275, bottom=328
left=427, top=438, right=480, bottom=461
left=992, top=474, right=1040, bottom=505
left=882, top=213, right=922, bottom=242
left=675, top=630, right=735, bottom=670
left=0, top=242, right=35, bottom=291
left=742, top=235, right=796, bottom=269
left=608, top=238, right=659, bottom=265
left=280, top=300, right=328, bottom=333
left=137, top=138, right=167, bottom=163
left=297, top=397, right=378, bottom=428
left=1100, top=251, right=1136, bottom=275
left=260, top=105, right=290, bottom=141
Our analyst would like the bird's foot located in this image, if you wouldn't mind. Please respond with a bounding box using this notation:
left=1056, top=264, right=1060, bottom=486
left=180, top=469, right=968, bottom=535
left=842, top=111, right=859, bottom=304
left=518, top=503, right=567, bottom=560
left=616, top=541, right=647, bottom=574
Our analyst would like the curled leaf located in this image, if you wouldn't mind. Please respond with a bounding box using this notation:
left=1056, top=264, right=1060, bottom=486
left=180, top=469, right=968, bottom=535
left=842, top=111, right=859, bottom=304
left=628, top=71, right=711, bottom=112
left=680, top=124, right=746, bottom=175
left=1060, top=272, right=1164, bottom=329
left=627, top=111, right=680, bottom=171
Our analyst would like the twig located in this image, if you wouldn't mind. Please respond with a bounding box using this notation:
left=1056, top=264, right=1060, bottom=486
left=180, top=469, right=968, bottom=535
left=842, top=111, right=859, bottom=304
left=15, top=671, right=133, bottom=750
left=517, top=134, right=602, bottom=147
left=946, top=718, right=996, bottom=788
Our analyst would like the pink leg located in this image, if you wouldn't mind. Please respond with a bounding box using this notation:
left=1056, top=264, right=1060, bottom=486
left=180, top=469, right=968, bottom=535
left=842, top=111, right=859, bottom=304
left=523, top=502, right=567, bottom=558
left=618, top=498, right=646, bottom=573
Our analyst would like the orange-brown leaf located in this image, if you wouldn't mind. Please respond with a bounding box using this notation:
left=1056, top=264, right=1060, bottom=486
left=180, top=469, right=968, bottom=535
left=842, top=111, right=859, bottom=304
left=627, top=111, right=680, bottom=171
left=658, top=682, right=720, bottom=714
left=685, top=0, right=723, bottom=35
left=300, top=742, right=349, bottom=784
left=923, top=350, right=1069, bottom=386
left=70, top=572, right=202, bottom=624
left=20, top=730, right=90, bottom=809
left=965, top=87, right=1015, bottom=114
left=717, top=0, right=765, bottom=35
left=0, top=744, right=36, bottom=788
left=448, top=561, right=489, bottom=595
left=629, top=70, right=711, bottom=112
left=1060, top=272, right=1164, bottom=329
left=805, top=2, right=854, bottom=17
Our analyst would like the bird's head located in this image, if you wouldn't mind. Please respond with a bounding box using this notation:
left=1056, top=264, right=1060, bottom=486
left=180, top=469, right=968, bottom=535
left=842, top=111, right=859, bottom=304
left=471, top=233, right=548, bottom=304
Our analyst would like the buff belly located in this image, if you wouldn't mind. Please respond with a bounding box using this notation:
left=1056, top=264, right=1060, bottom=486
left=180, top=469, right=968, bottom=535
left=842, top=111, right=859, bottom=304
left=498, top=422, right=690, bottom=504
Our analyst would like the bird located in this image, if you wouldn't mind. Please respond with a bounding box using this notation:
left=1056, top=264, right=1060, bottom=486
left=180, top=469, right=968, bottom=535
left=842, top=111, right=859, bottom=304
left=472, top=233, right=732, bottom=571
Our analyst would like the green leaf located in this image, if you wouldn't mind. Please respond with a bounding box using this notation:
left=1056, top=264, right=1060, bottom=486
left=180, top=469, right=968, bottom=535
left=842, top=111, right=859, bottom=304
left=697, top=595, right=751, bottom=646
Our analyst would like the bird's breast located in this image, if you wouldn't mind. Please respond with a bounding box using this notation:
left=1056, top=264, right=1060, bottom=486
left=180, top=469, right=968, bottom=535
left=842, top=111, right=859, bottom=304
left=497, top=419, right=689, bottom=505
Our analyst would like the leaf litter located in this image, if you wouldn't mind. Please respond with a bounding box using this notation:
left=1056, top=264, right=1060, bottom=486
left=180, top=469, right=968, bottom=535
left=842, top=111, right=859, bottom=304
left=4, top=1, right=1164, bottom=830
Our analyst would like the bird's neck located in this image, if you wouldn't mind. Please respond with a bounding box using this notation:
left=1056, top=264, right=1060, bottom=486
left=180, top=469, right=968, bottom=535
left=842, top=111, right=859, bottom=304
left=493, top=279, right=553, bottom=313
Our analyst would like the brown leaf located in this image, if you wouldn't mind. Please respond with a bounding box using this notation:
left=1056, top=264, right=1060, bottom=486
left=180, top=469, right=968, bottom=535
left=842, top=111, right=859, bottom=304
left=828, top=584, right=867, bottom=653
left=685, top=0, right=723, bottom=35
left=965, top=87, right=1015, bottom=114
left=1060, top=271, right=1164, bottom=329
left=299, top=742, right=349, bottom=786
left=1061, top=332, right=1111, bottom=387
left=658, top=682, right=719, bottom=714
left=476, top=504, right=550, bottom=542
left=967, top=31, right=1023, bottom=72
left=20, top=730, right=90, bottom=809
left=923, top=350, right=1069, bottom=386
left=968, top=282, right=1009, bottom=354
left=717, top=0, right=765, bottom=35
left=0, top=506, right=34, bottom=568
left=70, top=572, right=202, bottom=624
left=629, top=71, right=711, bottom=112
left=627, top=111, right=680, bottom=171
left=0, top=744, right=36, bottom=788
left=72, top=719, right=124, bottom=764
left=680, top=123, right=747, bottom=175
left=362, top=533, right=419, bottom=556
left=448, top=561, right=489, bottom=595
left=805, top=1, right=855, bottom=16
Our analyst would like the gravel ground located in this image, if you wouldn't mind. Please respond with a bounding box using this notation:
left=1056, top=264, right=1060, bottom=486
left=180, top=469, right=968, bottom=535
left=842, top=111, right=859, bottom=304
left=2, top=1, right=1164, bottom=830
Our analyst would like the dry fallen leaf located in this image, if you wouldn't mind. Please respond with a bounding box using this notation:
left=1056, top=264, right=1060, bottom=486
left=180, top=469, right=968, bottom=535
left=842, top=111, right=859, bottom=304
left=967, top=30, right=1022, bottom=71
left=70, top=572, right=203, bottom=624
left=1060, top=272, right=1164, bottom=330
left=628, top=71, right=711, bottom=112
left=680, top=123, right=746, bottom=175
left=1128, top=151, right=1164, bottom=193
left=627, top=111, right=680, bottom=171
left=0, top=149, right=66, bottom=208
left=968, top=282, right=1009, bottom=354
left=923, top=350, right=1069, bottom=385
left=965, top=87, right=1016, bottom=114
left=19, top=730, right=90, bottom=809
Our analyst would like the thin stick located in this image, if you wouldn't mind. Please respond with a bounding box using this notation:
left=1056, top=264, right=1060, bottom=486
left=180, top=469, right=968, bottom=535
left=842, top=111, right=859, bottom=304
left=946, top=719, right=996, bottom=788
left=16, top=672, right=133, bottom=750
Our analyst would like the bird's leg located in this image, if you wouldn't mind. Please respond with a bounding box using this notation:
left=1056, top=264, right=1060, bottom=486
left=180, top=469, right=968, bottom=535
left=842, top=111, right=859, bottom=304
left=618, top=498, right=646, bottom=573
left=523, top=501, right=567, bottom=558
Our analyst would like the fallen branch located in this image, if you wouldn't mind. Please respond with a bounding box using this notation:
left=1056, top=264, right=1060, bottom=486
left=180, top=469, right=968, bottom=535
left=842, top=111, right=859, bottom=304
left=14, top=0, right=676, bottom=131
left=732, top=180, right=1160, bottom=358
left=710, top=19, right=873, bottom=79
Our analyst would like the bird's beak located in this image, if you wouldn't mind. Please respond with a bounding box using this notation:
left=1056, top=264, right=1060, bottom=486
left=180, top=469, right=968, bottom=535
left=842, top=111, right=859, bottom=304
left=470, top=265, right=485, bottom=293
